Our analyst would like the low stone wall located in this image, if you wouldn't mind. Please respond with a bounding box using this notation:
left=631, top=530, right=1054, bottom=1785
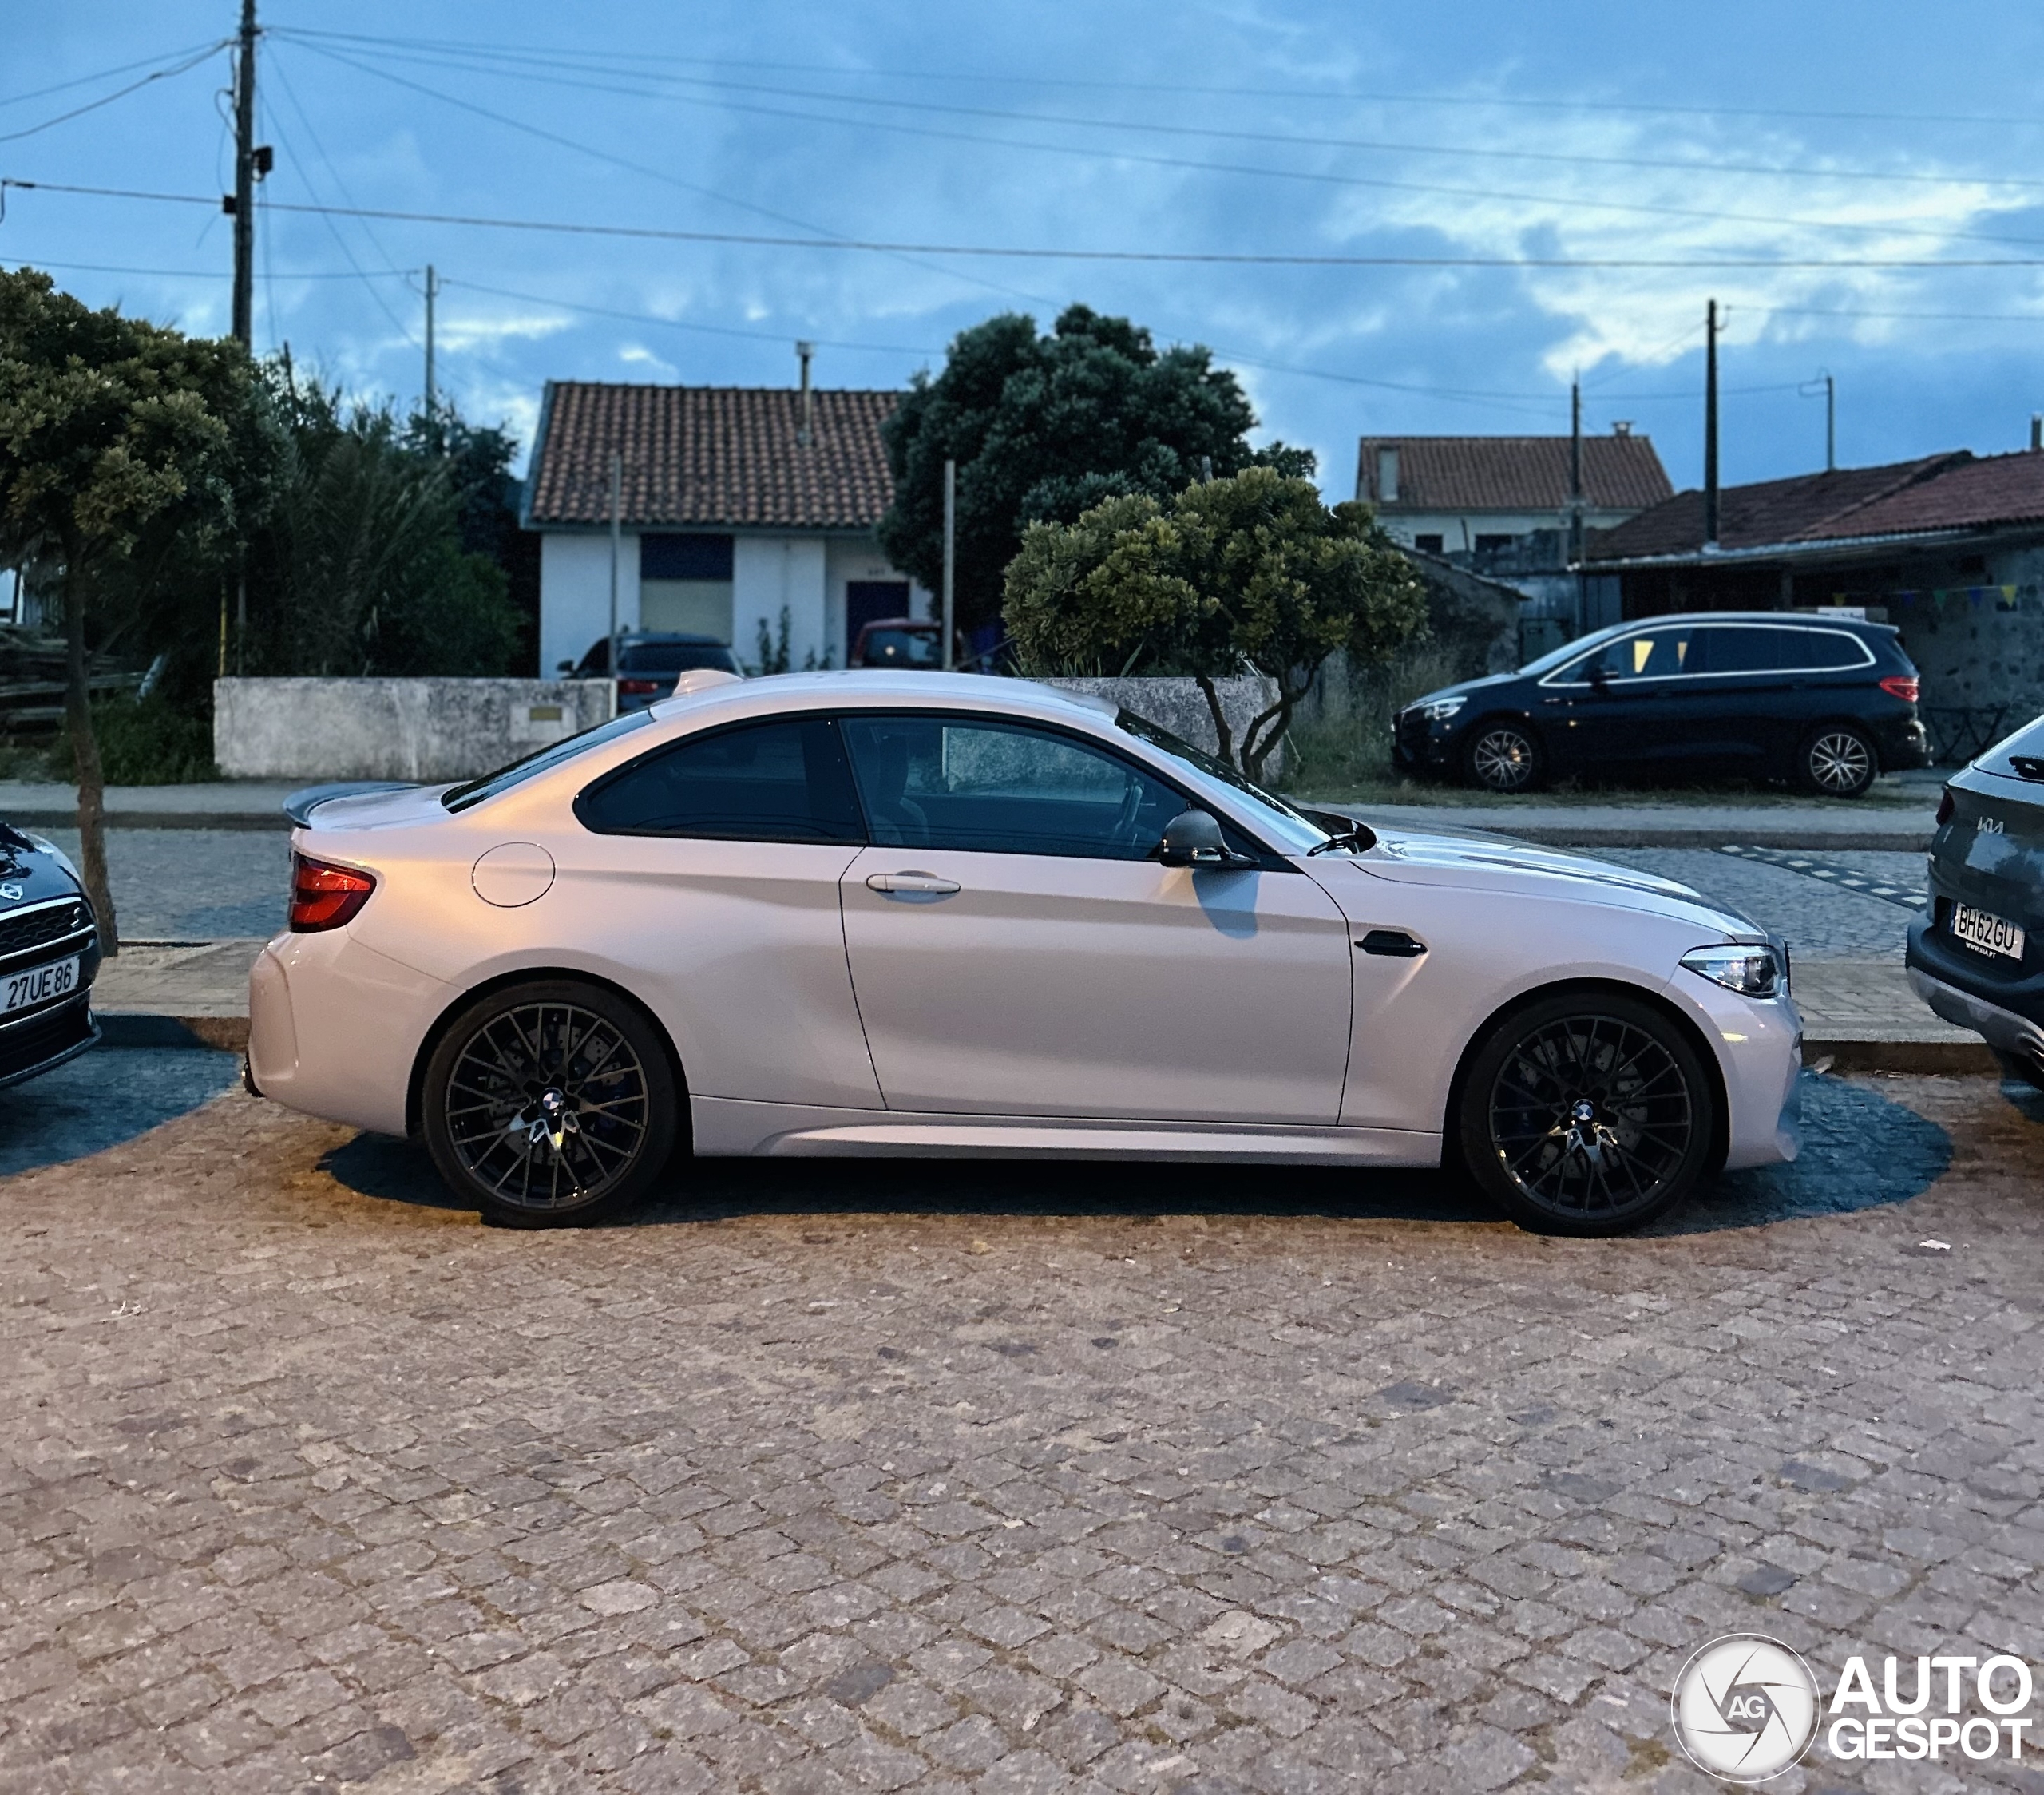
left=213, top=678, right=614, bottom=782
left=1039, top=674, right=1283, bottom=773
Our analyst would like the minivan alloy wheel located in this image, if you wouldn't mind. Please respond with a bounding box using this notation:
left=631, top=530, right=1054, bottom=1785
left=1466, top=725, right=1540, bottom=793
left=1803, top=727, right=1876, bottom=797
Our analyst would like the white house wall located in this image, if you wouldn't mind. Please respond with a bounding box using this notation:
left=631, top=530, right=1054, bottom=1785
left=1379, top=509, right=1639, bottom=552
left=825, top=538, right=931, bottom=667
left=734, top=537, right=828, bottom=672
left=540, top=533, right=637, bottom=674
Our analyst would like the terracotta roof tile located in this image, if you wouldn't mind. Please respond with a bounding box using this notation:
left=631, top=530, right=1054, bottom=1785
left=526, top=383, right=900, bottom=529
left=1357, top=434, right=1673, bottom=513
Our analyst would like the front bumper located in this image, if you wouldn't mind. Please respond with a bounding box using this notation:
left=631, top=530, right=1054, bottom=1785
left=1390, top=711, right=1456, bottom=775
left=0, top=990, right=100, bottom=1089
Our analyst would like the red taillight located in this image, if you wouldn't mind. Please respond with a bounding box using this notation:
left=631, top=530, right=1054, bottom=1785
left=1879, top=674, right=1919, bottom=703
left=289, top=854, right=375, bottom=932
left=616, top=677, right=661, bottom=696
left=1935, top=787, right=1955, bottom=827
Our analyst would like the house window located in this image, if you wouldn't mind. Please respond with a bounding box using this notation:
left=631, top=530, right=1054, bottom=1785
left=1473, top=533, right=1516, bottom=554
left=640, top=533, right=735, bottom=642
left=1413, top=534, right=1444, bottom=554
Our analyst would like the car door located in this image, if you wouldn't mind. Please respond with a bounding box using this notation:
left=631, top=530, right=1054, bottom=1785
left=1553, top=624, right=1703, bottom=767
left=1686, top=624, right=1805, bottom=764
left=835, top=712, right=1354, bottom=1123
left=566, top=713, right=885, bottom=1108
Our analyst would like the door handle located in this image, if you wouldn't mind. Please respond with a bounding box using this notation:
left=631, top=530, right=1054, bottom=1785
left=1357, top=929, right=1426, bottom=957
left=866, top=871, right=961, bottom=894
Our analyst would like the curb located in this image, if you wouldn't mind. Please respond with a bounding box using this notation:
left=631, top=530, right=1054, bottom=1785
left=6, top=810, right=290, bottom=834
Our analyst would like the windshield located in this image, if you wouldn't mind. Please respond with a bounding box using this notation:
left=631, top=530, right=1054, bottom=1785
left=863, top=628, right=940, bottom=665
left=1112, top=709, right=1332, bottom=853
left=442, top=710, right=653, bottom=813
left=1518, top=624, right=1624, bottom=679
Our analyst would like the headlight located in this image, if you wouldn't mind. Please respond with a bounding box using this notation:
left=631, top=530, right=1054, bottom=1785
left=1681, top=945, right=1782, bottom=998
left=24, top=832, right=81, bottom=883
left=1418, top=695, right=1466, bottom=723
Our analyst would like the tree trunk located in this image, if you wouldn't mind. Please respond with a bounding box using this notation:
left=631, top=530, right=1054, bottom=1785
left=62, top=561, right=119, bottom=956
left=1191, top=672, right=1236, bottom=771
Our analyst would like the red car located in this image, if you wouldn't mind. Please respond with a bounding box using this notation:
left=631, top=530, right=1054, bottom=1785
left=851, top=618, right=965, bottom=669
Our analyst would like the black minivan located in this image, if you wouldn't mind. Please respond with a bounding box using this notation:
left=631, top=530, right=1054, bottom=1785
left=1907, top=714, right=2044, bottom=1088
left=1394, top=611, right=1929, bottom=796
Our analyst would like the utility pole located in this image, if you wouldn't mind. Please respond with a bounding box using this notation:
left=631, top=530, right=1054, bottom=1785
left=1703, top=299, right=1721, bottom=549
left=607, top=451, right=623, bottom=716
left=1824, top=371, right=1836, bottom=472
left=230, top=0, right=259, bottom=348
left=422, top=264, right=438, bottom=414
left=941, top=458, right=957, bottom=672
left=1569, top=377, right=1586, bottom=634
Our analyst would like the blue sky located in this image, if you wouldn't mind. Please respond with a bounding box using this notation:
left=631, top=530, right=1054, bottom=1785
left=8, top=1, right=2044, bottom=497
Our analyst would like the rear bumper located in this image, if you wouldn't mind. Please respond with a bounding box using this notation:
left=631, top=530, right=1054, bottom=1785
left=1878, top=715, right=1931, bottom=771
left=1907, top=966, right=2044, bottom=1071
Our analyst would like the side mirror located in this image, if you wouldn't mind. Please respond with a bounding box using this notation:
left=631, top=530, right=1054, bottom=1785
left=1586, top=664, right=1612, bottom=688
left=1156, top=809, right=1250, bottom=868
left=557, top=660, right=576, bottom=674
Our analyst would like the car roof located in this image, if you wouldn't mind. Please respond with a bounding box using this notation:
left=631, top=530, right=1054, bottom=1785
left=1611, top=611, right=1894, bottom=633
left=647, top=670, right=1116, bottom=727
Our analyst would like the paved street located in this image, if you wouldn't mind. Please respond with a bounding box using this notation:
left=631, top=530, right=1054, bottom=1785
left=3, top=1069, right=2042, bottom=1793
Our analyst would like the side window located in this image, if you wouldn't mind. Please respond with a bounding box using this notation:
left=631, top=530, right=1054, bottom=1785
left=840, top=715, right=1187, bottom=860
left=576, top=717, right=866, bottom=843
left=1699, top=626, right=1800, bottom=674
left=1802, top=629, right=1873, bottom=671
left=1575, top=629, right=1696, bottom=680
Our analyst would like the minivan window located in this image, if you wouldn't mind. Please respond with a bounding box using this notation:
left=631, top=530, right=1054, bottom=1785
left=1698, top=625, right=1802, bottom=674
left=1800, top=628, right=1875, bottom=672
left=1564, top=628, right=1697, bottom=682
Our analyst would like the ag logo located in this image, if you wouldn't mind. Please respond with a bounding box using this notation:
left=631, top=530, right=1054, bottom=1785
left=0, top=882, right=21, bottom=902
left=1670, top=1635, right=1819, bottom=1782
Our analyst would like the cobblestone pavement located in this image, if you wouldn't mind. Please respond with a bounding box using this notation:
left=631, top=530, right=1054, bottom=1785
left=30, top=830, right=287, bottom=941
left=1602, top=850, right=1926, bottom=962
left=3, top=1072, right=2042, bottom=1794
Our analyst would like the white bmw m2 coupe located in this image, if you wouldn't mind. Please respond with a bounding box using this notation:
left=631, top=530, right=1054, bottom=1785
left=249, top=672, right=1802, bottom=1235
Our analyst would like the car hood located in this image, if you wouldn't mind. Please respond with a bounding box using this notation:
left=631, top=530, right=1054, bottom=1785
left=1346, top=825, right=1761, bottom=935
left=0, top=822, right=87, bottom=909
left=1404, top=671, right=1519, bottom=708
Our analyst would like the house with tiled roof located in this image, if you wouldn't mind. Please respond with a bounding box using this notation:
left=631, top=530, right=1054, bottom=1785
left=1355, top=430, right=1674, bottom=557
left=522, top=381, right=926, bottom=675
left=1585, top=446, right=2044, bottom=736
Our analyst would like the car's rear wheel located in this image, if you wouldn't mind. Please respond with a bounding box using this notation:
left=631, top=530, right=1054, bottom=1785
left=1796, top=723, right=1877, bottom=798
left=1456, top=992, right=1717, bottom=1235
left=1462, top=720, right=1543, bottom=793
left=422, top=980, right=678, bottom=1228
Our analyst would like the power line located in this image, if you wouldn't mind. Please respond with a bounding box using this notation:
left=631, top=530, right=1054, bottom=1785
left=272, top=29, right=2044, bottom=133
left=274, top=30, right=2044, bottom=198
left=13, top=178, right=2044, bottom=270
left=275, top=34, right=2044, bottom=255
left=0, top=42, right=226, bottom=145
left=0, top=41, right=228, bottom=110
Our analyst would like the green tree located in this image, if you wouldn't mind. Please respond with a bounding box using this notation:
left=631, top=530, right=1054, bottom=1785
left=0, top=268, right=258, bottom=949
left=1004, top=466, right=1427, bottom=782
left=877, top=305, right=1313, bottom=637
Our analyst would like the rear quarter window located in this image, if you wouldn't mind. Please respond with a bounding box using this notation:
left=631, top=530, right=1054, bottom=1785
left=1979, top=714, right=2044, bottom=783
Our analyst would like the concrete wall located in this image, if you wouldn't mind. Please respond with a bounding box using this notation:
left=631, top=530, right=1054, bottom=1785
left=540, top=533, right=632, bottom=676
left=1891, top=543, right=2044, bottom=750
left=1040, top=675, right=1284, bottom=774
left=216, top=678, right=614, bottom=782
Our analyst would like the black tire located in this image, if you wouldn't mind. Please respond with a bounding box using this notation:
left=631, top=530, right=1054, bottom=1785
left=1461, top=719, right=1543, bottom=794
left=422, top=979, right=679, bottom=1228
left=1795, top=723, right=1877, bottom=798
left=1456, top=991, right=1718, bottom=1236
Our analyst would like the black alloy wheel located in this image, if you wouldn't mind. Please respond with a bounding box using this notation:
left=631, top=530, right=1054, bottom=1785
left=1457, top=992, right=1717, bottom=1235
left=422, top=979, right=678, bottom=1227
left=1463, top=721, right=1543, bottom=794
left=1796, top=723, right=1877, bottom=798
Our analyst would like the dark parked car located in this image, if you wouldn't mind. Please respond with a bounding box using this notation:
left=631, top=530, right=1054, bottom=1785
left=1394, top=612, right=1929, bottom=797
left=561, top=633, right=742, bottom=710
left=1907, top=713, right=2044, bottom=1088
left=0, top=822, right=101, bottom=1088
left=850, top=617, right=965, bottom=669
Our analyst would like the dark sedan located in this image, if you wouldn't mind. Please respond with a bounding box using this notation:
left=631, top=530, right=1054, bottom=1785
left=1907, top=714, right=2044, bottom=1088
left=0, top=822, right=101, bottom=1088
left=1394, top=612, right=1930, bottom=796
left=561, top=633, right=743, bottom=710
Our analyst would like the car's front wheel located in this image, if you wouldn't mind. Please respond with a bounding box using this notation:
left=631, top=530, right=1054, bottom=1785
left=1462, top=720, right=1543, bottom=793
left=1456, top=991, right=1718, bottom=1235
left=422, top=979, right=679, bottom=1227
left=1796, top=723, right=1877, bottom=798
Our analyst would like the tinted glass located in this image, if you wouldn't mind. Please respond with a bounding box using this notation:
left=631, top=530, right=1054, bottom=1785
left=1575, top=628, right=1697, bottom=680
left=442, top=711, right=653, bottom=813
left=577, top=717, right=865, bottom=842
left=621, top=641, right=736, bottom=674
left=862, top=628, right=940, bottom=666
left=1699, top=626, right=1804, bottom=673
left=1801, top=628, right=1873, bottom=671
left=841, top=715, right=1183, bottom=859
